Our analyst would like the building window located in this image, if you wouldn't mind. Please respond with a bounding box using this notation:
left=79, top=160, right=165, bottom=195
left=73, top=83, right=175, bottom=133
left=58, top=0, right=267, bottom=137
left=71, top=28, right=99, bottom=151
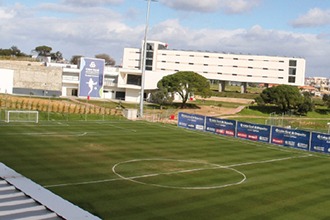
left=232, top=74, right=237, bottom=76
left=289, top=68, right=296, bottom=75
left=248, top=59, right=254, bottom=61
left=248, top=67, right=253, bottom=69
left=204, top=64, right=208, bottom=66
left=146, top=60, right=153, bottom=66
left=278, top=77, right=284, bottom=79
left=289, top=60, right=297, bottom=66
left=146, top=51, right=153, bottom=58
left=279, top=69, right=284, bottom=71
left=219, top=57, right=224, bottom=59
left=233, top=65, right=238, bottom=68
left=115, top=91, right=126, bottom=100
left=189, top=63, right=194, bottom=65
left=189, top=55, right=194, bottom=57
left=279, top=60, right=284, bottom=63
left=288, top=76, right=296, bottom=83
left=217, top=72, right=222, bottom=75
left=127, top=75, right=141, bottom=86
left=247, top=75, right=252, bottom=77
left=146, top=43, right=153, bottom=50
left=204, top=56, right=209, bottom=58
left=233, top=58, right=238, bottom=60
left=175, top=62, right=180, bottom=64
left=263, top=68, right=268, bottom=70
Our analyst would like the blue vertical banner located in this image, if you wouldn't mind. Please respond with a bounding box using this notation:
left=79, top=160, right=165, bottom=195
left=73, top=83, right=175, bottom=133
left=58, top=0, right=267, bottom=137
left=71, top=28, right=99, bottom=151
left=311, top=132, right=330, bottom=154
left=178, top=112, right=205, bottom=131
left=271, top=127, right=310, bottom=150
left=79, top=57, right=105, bottom=98
left=236, top=122, right=271, bottom=143
left=205, top=116, right=236, bottom=137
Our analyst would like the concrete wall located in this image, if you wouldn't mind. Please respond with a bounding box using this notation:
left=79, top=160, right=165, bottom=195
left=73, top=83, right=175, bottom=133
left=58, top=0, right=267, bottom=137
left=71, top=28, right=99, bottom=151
left=0, top=60, right=62, bottom=96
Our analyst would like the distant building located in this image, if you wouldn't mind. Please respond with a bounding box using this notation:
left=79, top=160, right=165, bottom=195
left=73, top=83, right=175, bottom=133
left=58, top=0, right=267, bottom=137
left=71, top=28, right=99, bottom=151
left=305, top=77, right=330, bottom=92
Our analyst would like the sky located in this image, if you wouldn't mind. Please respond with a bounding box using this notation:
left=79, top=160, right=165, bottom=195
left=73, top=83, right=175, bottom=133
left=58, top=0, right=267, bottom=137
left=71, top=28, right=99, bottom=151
left=1, top=0, right=330, bottom=77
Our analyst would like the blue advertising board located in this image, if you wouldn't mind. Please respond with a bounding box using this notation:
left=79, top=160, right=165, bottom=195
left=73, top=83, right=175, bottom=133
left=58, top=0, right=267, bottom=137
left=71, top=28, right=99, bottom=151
left=205, top=116, right=236, bottom=137
left=178, top=112, right=205, bottom=131
left=271, top=127, right=310, bottom=150
left=79, top=57, right=105, bottom=98
left=236, top=122, right=271, bottom=143
left=310, top=132, right=330, bottom=154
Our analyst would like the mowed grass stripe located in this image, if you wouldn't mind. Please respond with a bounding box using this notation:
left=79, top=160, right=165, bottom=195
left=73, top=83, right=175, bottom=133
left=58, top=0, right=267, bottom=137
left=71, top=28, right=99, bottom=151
left=0, top=120, right=330, bottom=219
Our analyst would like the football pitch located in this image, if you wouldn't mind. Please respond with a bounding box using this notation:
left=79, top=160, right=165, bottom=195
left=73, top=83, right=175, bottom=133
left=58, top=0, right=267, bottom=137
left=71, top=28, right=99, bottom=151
left=0, top=120, right=330, bottom=219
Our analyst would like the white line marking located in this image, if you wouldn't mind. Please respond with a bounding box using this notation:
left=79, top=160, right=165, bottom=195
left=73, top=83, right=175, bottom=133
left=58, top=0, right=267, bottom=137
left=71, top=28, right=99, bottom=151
left=44, top=155, right=314, bottom=189
left=19, top=132, right=89, bottom=137
left=45, top=178, right=122, bottom=188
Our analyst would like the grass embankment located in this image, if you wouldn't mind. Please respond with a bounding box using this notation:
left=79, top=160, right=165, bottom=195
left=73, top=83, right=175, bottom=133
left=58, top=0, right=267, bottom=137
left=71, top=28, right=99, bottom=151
left=232, top=105, right=330, bottom=133
left=0, top=94, right=123, bottom=121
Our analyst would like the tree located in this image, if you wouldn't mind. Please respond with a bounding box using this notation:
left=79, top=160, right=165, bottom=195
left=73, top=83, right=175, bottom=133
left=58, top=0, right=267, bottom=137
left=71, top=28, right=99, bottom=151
left=297, top=92, right=314, bottom=115
left=95, top=53, right=116, bottom=66
left=323, top=94, right=330, bottom=108
left=33, top=45, right=52, bottom=56
left=157, top=71, right=212, bottom=108
left=51, top=51, right=63, bottom=62
left=70, top=55, right=83, bottom=65
left=10, top=46, right=22, bottom=56
left=150, top=84, right=174, bottom=109
left=256, top=85, right=307, bottom=113
left=0, top=46, right=26, bottom=57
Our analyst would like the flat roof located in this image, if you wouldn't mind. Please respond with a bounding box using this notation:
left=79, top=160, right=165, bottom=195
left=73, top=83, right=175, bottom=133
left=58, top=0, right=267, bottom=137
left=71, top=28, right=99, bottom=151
left=0, top=163, right=101, bottom=220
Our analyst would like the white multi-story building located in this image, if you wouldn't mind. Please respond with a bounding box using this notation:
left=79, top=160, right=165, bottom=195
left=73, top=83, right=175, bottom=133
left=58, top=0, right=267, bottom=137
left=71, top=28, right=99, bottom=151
left=118, top=40, right=306, bottom=102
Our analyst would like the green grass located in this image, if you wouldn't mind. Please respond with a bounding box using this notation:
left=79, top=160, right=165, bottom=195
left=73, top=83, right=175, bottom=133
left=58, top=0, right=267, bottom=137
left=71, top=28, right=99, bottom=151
left=1, top=120, right=330, bottom=219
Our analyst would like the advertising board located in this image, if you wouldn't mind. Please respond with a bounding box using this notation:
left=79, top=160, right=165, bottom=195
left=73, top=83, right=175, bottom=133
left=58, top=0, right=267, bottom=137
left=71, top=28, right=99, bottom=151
left=271, top=127, right=310, bottom=150
left=78, top=57, right=105, bottom=98
left=310, top=132, right=330, bottom=154
left=236, top=122, right=271, bottom=143
left=178, top=112, right=205, bottom=131
left=205, top=116, right=236, bottom=136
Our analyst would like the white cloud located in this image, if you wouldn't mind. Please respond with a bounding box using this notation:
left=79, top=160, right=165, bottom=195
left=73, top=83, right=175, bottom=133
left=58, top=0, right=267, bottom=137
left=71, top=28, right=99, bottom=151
left=61, top=0, right=123, bottom=7
left=1, top=1, right=329, bottom=76
left=291, top=8, right=330, bottom=27
left=0, top=7, right=14, bottom=19
left=159, top=0, right=261, bottom=14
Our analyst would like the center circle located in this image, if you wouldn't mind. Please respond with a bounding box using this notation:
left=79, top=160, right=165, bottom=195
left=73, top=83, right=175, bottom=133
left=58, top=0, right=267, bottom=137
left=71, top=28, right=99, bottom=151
left=112, top=159, right=246, bottom=190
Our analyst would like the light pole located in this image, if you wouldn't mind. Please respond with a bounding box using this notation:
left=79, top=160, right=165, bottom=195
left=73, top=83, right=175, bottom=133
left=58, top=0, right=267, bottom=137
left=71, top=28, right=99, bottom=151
left=139, top=0, right=153, bottom=118
left=327, top=122, right=330, bottom=134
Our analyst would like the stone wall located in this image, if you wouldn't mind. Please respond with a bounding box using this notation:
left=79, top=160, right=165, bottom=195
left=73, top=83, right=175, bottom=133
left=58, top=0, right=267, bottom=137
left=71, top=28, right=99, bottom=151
left=0, top=60, right=62, bottom=94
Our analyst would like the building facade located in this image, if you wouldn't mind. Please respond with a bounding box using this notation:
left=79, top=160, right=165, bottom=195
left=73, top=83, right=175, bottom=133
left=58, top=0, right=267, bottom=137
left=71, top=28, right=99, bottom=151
left=120, top=40, right=306, bottom=101
left=0, top=41, right=307, bottom=103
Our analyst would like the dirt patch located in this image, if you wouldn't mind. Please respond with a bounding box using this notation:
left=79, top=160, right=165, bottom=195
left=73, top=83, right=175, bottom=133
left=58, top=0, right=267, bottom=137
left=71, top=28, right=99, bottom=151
left=195, top=95, right=254, bottom=104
